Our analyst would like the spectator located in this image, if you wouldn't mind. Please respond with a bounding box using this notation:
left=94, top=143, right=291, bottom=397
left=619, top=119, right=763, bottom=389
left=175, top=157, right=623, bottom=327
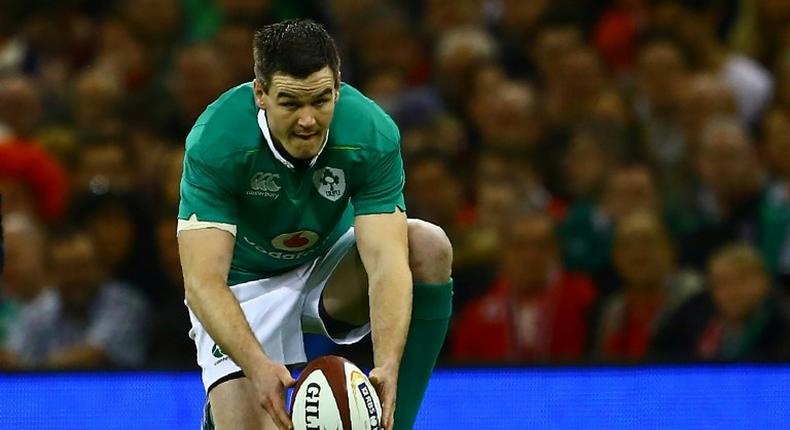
left=763, top=109, right=790, bottom=181
left=685, top=115, right=790, bottom=278
left=93, top=19, right=154, bottom=93
left=561, top=125, right=618, bottom=203
left=71, top=68, right=124, bottom=138
left=733, top=0, right=790, bottom=65
left=0, top=212, right=50, bottom=345
left=119, top=0, right=183, bottom=63
left=422, top=0, right=486, bottom=38
left=71, top=192, right=163, bottom=301
left=676, top=72, right=738, bottom=153
left=72, top=136, right=135, bottom=195
left=593, top=0, right=652, bottom=74
left=405, top=150, right=490, bottom=310
left=655, top=0, right=774, bottom=125
left=0, top=142, right=69, bottom=222
left=451, top=211, right=598, bottom=363
left=651, top=243, right=790, bottom=361
left=0, top=4, right=29, bottom=76
left=147, top=214, right=195, bottom=369
left=127, top=127, right=182, bottom=202
left=1, top=228, right=149, bottom=369
left=469, top=79, right=543, bottom=154
left=530, top=13, right=584, bottom=90
left=633, top=31, right=690, bottom=133
left=355, top=6, right=429, bottom=88
left=166, top=43, right=232, bottom=139
left=593, top=210, right=702, bottom=361
left=392, top=92, right=466, bottom=158
left=213, top=22, right=256, bottom=86
left=405, top=151, right=467, bottom=237
left=152, top=146, right=185, bottom=210
left=461, top=150, right=559, bottom=272
left=544, top=45, right=609, bottom=129
left=433, top=26, right=499, bottom=116
left=215, top=0, right=276, bottom=28
left=632, top=32, right=692, bottom=207
left=447, top=150, right=527, bottom=307
left=560, top=163, right=660, bottom=293
left=0, top=75, right=43, bottom=143
left=774, top=50, right=790, bottom=113
left=492, top=0, right=548, bottom=79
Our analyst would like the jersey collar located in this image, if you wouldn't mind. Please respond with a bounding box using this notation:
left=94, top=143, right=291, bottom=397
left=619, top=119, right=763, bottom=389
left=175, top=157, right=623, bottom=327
left=257, top=109, right=328, bottom=170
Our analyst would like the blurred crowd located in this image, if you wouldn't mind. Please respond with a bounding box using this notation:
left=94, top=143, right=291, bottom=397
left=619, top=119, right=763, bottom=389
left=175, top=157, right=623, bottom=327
left=2, top=0, right=790, bottom=370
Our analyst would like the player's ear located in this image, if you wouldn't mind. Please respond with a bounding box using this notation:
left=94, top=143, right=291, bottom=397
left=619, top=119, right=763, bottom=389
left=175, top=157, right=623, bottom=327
left=334, top=72, right=341, bottom=102
left=253, top=79, right=267, bottom=109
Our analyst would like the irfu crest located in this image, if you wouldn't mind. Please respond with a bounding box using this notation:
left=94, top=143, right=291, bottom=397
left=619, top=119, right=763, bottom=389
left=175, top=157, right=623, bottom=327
left=313, top=167, right=346, bottom=202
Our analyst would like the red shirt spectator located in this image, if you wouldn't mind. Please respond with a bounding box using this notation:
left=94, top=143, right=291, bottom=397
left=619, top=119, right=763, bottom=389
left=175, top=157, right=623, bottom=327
left=0, top=141, right=69, bottom=222
left=594, top=211, right=702, bottom=361
left=452, top=272, right=597, bottom=362
left=451, top=211, right=598, bottom=363
left=599, top=292, right=665, bottom=359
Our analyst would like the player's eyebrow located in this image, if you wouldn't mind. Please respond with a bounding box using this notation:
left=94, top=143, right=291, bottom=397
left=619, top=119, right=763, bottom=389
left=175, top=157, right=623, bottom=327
left=277, top=88, right=333, bottom=100
left=312, top=88, right=333, bottom=99
left=276, top=91, right=299, bottom=100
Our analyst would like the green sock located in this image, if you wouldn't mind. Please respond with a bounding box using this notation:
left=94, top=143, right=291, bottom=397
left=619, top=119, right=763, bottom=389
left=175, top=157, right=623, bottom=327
left=394, top=280, right=453, bottom=430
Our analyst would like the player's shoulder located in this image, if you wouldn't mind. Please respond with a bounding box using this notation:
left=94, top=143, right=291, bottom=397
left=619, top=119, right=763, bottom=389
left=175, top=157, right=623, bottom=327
left=186, top=82, right=260, bottom=160
left=331, top=83, right=400, bottom=152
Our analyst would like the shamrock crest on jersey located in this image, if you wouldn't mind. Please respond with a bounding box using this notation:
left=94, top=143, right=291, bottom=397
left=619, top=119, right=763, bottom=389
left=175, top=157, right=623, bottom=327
left=313, top=167, right=346, bottom=202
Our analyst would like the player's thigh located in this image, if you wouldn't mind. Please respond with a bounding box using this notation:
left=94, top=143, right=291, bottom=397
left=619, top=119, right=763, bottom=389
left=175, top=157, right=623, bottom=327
left=322, top=244, right=369, bottom=325
left=208, top=378, right=278, bottom=430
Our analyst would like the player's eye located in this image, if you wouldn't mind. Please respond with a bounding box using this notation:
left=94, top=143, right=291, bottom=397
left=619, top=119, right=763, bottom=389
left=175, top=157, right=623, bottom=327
left=312, top=99, right=329, bottom=108
left=281, top=102, right=299, bottom=109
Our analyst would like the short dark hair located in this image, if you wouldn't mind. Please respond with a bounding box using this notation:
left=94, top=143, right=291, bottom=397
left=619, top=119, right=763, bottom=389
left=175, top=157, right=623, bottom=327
left=253, top=20, right=340, bottom=91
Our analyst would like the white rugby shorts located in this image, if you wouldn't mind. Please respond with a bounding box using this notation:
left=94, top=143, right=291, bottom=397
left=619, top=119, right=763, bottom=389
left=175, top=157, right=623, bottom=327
left=187, top=227, right=370, bottom=392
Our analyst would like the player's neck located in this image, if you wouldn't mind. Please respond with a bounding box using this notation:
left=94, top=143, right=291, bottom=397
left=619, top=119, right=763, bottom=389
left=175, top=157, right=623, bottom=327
left=271, top=137, right=311, bottom=169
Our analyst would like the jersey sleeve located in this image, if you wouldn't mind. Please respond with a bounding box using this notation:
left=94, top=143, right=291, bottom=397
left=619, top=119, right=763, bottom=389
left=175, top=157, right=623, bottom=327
left=352, top=139, right=407, bottom=216
left=177, top=126, right=240, bottom=235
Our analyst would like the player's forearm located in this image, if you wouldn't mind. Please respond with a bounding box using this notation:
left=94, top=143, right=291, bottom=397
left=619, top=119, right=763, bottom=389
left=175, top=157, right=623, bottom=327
left=368, top=262, right=413, bottom=371
left=185, top=275, right=271, bottom=376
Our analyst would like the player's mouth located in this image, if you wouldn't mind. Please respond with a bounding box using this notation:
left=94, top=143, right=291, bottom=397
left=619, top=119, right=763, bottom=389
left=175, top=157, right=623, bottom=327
left=293, top=131, right=319, bottom=140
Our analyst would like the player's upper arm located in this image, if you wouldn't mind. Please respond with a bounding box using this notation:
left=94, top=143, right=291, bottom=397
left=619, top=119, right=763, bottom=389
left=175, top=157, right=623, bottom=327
left=178, top=228, right=235, bottom=291
left=178, top=127, right=241, bottom=230
left=355, top=210, right=409, bottom=270
left=351, top=123, right=406, bottom=216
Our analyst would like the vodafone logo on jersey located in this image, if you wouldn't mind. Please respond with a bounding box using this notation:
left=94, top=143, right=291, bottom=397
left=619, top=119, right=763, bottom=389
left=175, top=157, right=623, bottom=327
left=271, top=230, right=320, bottom=251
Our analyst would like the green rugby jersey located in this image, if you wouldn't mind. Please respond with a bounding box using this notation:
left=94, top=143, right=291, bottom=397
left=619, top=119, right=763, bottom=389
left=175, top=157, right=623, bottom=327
left=178, top=82, right=405, bottom=285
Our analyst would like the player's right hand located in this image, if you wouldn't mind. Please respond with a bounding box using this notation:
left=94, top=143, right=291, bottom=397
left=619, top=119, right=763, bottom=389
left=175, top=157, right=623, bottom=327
left=369, top=365, right=398, bottom=430
left=251, top=360, right=296, bottom=430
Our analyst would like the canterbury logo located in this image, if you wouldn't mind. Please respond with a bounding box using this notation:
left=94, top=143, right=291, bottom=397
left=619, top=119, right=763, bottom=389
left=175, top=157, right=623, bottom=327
left=250, top=172, right=281, bottom=193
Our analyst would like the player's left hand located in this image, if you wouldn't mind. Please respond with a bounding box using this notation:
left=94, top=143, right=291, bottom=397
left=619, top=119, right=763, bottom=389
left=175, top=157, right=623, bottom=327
left=369, top=365, right=398, bottom=430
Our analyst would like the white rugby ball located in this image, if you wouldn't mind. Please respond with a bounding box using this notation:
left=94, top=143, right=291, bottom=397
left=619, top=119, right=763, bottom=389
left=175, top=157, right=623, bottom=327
left=290, top=355, right=383, bottom=430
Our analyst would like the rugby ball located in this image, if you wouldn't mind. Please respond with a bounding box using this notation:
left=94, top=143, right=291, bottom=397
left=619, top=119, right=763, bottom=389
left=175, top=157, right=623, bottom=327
left=290, top=355, right=383, bottom=430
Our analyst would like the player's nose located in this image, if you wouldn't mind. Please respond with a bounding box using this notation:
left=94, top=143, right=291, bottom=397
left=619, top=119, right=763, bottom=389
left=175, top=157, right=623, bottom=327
left=297, top=111, right=317, bottom=128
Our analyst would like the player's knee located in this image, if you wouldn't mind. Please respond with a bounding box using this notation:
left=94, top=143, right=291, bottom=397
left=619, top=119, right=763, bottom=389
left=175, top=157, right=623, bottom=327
left=407, top=219, right=453, bottom=284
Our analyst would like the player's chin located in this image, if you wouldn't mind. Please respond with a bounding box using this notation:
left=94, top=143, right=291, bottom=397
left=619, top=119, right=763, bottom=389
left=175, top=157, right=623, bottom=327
left=289, top=135, right=322, bottom=157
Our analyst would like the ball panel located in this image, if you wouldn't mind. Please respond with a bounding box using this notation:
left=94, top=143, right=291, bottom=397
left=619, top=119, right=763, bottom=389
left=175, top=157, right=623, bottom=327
left=291, top=369, right=343, bottom=430
left=291, top=356, right=355, bottom=430
left=344, top=362, right=383, bottom=430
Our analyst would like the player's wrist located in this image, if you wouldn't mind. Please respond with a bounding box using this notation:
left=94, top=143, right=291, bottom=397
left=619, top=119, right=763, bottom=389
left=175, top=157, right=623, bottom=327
left=244, top=352, right=278, bottom=380
left=372, top=360, right=400, bottom=375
